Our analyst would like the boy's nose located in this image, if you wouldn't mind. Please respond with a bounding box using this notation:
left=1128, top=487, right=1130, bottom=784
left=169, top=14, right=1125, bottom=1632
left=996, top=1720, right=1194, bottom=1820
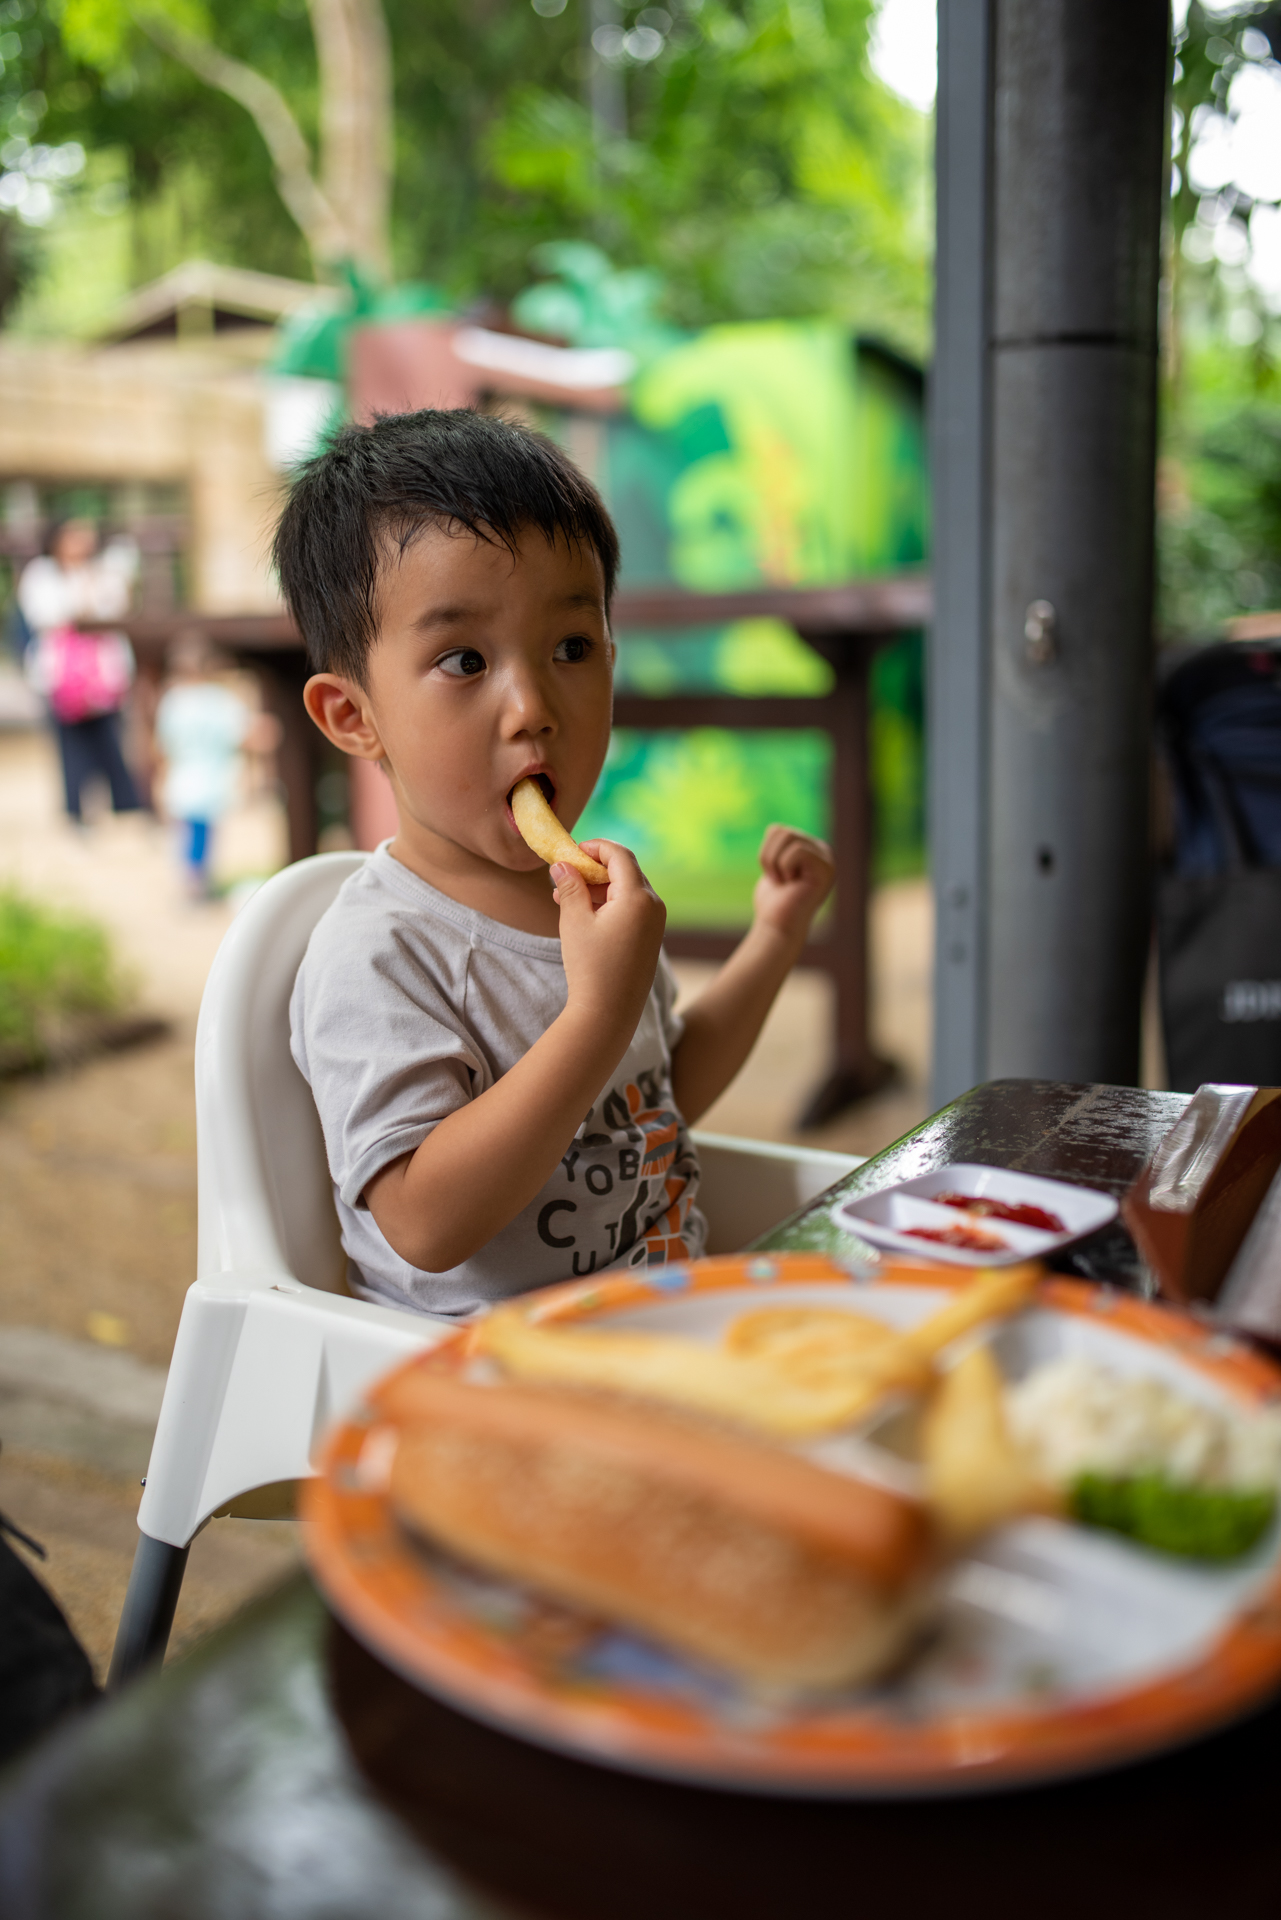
left=503, top=668, right=557, bottom=735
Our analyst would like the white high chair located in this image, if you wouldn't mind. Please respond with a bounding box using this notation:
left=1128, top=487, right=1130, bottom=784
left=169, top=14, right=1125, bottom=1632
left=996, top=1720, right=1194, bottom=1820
left=108, top=853, right=861, bottom=1686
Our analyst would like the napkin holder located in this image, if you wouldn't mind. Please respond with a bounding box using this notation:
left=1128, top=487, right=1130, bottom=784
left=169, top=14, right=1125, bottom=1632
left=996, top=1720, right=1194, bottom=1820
left=1121, top=1084, right=1281, bottom=1308
left=1218, top=1164, right=1281, bottom=1342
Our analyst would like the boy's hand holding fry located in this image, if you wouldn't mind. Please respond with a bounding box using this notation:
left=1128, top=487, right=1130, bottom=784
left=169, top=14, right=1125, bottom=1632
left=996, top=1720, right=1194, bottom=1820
left=550, top=840, right=667, bottom=1042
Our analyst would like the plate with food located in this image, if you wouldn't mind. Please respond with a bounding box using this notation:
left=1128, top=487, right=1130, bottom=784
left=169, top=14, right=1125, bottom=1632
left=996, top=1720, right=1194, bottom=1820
left=303, top=1251, right=1281, bottom=1795
left=831, top=1163, right=1119, bottom=1267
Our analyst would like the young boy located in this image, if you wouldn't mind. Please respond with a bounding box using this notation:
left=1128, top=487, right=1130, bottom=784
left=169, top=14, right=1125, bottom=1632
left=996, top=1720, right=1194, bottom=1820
left=279, top=409, right=834, bottom=1318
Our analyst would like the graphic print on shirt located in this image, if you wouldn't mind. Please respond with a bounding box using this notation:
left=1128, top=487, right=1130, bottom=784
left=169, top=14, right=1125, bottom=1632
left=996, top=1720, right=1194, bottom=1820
left=535, top=1067, right=701, bottom=1276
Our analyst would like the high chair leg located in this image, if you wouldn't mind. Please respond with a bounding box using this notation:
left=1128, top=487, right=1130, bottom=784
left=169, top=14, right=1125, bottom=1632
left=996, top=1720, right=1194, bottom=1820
left=107, top=1533, right=190, bottom=1690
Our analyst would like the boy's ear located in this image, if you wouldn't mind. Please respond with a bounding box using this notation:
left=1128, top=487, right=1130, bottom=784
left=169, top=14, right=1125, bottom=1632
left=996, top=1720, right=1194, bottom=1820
left=303, top=674, right=387, bottom=761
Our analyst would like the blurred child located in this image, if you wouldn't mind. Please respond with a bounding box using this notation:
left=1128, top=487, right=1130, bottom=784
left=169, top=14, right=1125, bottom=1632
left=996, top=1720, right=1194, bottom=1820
left=154, top=633, right=252, bottom=897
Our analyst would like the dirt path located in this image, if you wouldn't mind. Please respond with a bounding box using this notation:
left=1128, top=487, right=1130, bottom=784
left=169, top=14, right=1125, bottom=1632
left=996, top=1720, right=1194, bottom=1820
left=0, top=728, right=298, bottom=1680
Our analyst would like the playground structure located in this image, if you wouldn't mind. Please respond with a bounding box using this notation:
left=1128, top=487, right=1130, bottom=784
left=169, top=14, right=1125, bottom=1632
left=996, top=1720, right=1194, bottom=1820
left=0, top=264, right=322, bottom=619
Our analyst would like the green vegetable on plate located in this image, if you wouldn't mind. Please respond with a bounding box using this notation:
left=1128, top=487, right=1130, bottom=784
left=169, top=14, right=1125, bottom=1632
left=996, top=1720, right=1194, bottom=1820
left=1071, top=1474, right=1276, bottom=1561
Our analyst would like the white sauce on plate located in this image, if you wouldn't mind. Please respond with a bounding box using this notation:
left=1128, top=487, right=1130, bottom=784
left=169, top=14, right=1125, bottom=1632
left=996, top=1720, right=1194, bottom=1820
left=1006, top=1356, right=1281, bottom=1489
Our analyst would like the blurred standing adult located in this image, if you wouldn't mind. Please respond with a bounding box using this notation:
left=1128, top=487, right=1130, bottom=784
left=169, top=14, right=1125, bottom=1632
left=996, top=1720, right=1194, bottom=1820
left=18, top=518, right=141, bottom=822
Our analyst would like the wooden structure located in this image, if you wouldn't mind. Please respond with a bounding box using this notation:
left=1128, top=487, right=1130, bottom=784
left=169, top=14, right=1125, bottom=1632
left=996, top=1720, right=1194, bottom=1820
left=0, top=263, right=331, bottom=619
left=0, top=336, right=285, bottom=615
left=110, top=568, right=929, bottom=1125
left=612, top=577, right=929, bottom=1121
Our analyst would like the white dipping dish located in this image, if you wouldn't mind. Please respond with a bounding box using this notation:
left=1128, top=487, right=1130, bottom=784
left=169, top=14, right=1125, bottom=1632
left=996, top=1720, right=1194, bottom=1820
left=832, top=1162, right=1119, bottom=1267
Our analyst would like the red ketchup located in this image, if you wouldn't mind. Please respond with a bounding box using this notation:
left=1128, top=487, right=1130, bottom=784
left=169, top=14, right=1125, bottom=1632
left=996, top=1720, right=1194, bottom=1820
left=903, top=1222, right=1007, bottom=1252
left=931, top=1191, right=1064, bottom=1233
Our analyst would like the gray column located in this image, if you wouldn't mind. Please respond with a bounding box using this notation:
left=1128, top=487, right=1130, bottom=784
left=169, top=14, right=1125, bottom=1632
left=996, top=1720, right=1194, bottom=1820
left=932, top=0, right=1169, bottom=1101
left=930, top=0, right=994, bottom=1104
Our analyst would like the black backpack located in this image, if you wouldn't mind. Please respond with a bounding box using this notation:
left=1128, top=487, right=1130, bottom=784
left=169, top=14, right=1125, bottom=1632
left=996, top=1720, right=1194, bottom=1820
left=0, top=1506, right=98, bottom=1772
left=1157, top=642, right=1281, bottom=1091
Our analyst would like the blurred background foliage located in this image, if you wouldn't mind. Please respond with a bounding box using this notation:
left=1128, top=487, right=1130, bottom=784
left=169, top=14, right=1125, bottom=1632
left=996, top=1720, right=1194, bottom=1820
left=0, top=0, right=930, bottom=349
left=3, top=1, right=1278, bottom=890
left=1160, top=1, right=1281, bottom=638
left=0, top=889, right=123, bottom=1073
left=0, top=0, right=933, bottom=903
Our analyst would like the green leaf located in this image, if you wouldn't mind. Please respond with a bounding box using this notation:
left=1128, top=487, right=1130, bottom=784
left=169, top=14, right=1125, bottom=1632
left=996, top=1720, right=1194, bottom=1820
left=55, top=0, right=133, bottom=72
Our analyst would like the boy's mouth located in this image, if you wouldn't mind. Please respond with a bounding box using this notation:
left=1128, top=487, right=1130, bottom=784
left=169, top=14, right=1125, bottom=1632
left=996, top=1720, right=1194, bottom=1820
left=505, top=770, right=556, bottom=827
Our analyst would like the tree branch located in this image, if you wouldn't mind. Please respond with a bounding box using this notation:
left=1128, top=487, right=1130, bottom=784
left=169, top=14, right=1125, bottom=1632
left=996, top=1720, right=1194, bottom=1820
left=308, top=0, right=393, bottom=279
left=134, top=9, right=347, bottom=277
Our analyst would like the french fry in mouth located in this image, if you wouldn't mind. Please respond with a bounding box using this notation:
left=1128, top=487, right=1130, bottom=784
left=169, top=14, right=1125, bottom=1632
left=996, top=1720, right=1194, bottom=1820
left=510, top=778, right=609, bottom=884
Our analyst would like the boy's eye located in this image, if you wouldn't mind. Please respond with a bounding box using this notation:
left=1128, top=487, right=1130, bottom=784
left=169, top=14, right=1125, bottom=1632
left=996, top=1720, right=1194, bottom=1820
left=436, top=648, right=486, bottom=678
left=554, top=634, right=592, bottom=663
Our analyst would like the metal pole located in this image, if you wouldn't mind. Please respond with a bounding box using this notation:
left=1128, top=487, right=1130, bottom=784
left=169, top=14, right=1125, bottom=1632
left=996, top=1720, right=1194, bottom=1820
left=931, top=0, right=1169, bottom=1101
left=108, top=1534, right=190, bottom=1688
left=929, top=0, right=994, bottom=1105
left=986, top=0, right=1168, bottom=1084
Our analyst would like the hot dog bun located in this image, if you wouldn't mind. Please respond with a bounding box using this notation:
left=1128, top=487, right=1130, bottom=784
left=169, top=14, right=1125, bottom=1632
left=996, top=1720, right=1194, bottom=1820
left=382, top=1370, right=934, bottom=1691
left=510, top=777, right=610, bottom=885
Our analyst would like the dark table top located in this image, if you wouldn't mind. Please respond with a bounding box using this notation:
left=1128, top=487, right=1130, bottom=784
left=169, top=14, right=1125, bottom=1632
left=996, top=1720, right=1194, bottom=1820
left=760, top=1075, right=1191, bottom=1287
left=12, top=1077, right=1281, bottom=1920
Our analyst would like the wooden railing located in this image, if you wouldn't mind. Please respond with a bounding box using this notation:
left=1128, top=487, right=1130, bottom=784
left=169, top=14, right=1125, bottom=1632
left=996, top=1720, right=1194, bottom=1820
left=108, top=572, right=931, bottom=1123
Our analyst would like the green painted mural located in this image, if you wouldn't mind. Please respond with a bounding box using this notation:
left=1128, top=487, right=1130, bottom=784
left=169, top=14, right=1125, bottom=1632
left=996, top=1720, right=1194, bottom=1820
left=566, top=322, right=927, bottom=922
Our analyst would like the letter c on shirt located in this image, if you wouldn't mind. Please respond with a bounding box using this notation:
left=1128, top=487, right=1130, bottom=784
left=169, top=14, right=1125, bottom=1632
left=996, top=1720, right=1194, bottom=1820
left=537, top=1199, right=577, bottom=1249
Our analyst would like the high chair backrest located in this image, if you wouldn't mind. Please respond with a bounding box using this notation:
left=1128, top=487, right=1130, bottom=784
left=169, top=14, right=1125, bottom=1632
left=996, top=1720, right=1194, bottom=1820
left=194, top=852, right=366, bottom=1293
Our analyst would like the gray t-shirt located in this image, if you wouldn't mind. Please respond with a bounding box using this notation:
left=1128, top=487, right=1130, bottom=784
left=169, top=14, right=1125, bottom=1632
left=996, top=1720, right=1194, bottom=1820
left=290, top=846, right=706, bottom=1317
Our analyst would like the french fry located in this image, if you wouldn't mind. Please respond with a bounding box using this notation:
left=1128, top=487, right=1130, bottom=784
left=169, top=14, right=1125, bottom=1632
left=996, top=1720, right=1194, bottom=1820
left=482, top=1308, right=859, bottom=1436
left=725, top=1266, right=1041, bottom=1397
left=478, top=1304, right=932, bottom=1438
left=898, top=1263, right=1042, bottom=1365
left=819, top=1264, right=1045, bottom=1440
left=726, top=1306, right=894, bottom=1373
left=480, top=1264, right=1045, bottom=1441
left=922, top=1344, right=1061, bottom=1538
left=724, top=1306, right=916, bottom=1412
left=510, top=778, right=609, bottom=885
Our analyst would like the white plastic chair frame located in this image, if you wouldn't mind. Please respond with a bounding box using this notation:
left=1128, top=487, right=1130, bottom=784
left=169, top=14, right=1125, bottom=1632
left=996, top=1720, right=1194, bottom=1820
left=108, top=853, right=862, bottom=1686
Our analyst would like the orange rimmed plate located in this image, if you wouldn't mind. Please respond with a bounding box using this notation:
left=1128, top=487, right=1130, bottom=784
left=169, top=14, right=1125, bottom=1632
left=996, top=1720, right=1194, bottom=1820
left=303, top=1252, right=1281, bottom=1795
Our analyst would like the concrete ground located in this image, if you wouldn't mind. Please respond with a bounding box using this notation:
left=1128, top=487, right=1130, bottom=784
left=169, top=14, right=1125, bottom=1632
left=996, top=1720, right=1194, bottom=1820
left=0, top=724, right=932, bottom=1682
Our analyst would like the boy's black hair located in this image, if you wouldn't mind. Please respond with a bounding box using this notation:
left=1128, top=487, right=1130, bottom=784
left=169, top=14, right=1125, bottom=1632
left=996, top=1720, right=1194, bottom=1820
left=272, top=408, right=620, bottom=683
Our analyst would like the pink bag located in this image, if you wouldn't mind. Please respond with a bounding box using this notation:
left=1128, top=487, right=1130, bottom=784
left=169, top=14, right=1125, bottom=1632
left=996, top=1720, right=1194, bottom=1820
left=44, top=627, right=133, bottom=725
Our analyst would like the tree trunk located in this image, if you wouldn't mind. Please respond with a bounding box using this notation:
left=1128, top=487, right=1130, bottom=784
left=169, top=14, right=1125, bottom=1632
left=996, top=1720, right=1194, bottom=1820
left=139, top=0, right=393, bottom=283
left=309, top=0, right=394, bottom=279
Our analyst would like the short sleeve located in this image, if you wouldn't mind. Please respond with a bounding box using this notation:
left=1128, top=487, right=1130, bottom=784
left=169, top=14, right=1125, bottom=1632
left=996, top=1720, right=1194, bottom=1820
left=291, top=916, right=486, bottom=1210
